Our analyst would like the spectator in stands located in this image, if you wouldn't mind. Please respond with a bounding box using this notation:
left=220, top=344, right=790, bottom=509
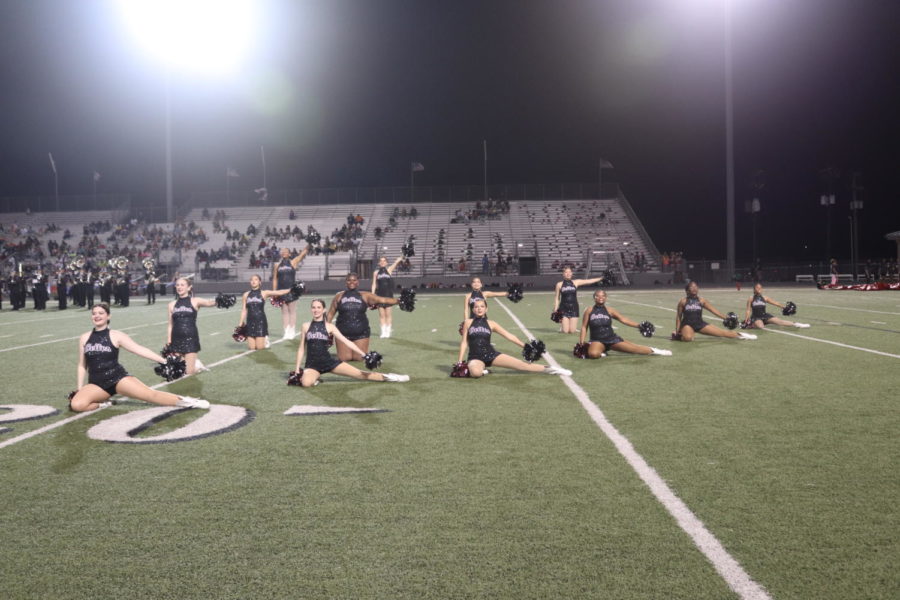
left=554, top=266, right=604, bottom=334
left=481, top=252, right=490, bottom=275
left=272, top=245, right=310, bottom=340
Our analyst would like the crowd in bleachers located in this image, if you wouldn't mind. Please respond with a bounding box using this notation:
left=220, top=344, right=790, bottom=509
left=450, top=199, right=509, bottom=224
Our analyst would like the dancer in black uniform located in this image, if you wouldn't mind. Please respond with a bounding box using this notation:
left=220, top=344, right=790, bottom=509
left=457, top=298, right=572, bottom=378
left=674, top=281, right=757, bottom=342
left=462, top=276, right=507, bottom=319
left=69, top=303, right=210, bottom=412
left=238, top=274, right=294, bottom=350
left=292, top=299, right=409, bottom=387
left=272, top=245, right=310, bottom=340
left=743, top=283, right=809, bottom=329
left=167, top=277, right=220, bottom=375
left=372, top=255, right=402, bottom=338
left=554, top=266, right=604, bottom=334
left=327, top=273, right=401, bottom=362
left=578, top=290, right=671, bottom=358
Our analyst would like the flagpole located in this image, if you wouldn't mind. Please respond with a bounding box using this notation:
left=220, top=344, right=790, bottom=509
left=410, top=163, right=414, bottom=204
left=93, top=174, right=97, bottom=205
left=260, top=146, right=267, bottom=189
left=225, top=169, right=230, bottom=203
left=482, top=140, right=487, bottom=202
left=598, top=158, right=602, bottom=200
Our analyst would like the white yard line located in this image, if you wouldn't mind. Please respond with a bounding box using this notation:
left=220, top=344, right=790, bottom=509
left=806, top=303, right=900, bottom=316
left=495, top=299, right=772, bottom=600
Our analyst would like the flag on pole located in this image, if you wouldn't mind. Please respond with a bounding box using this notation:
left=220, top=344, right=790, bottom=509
left=598, top=157, right=614, bottom=169
left=254, top=187, right=268, bottom=202
left=48, top=153, right=57, bottom=174
left=411, top=162, right=424, bottom=172
left=226, top=167, right=240, bottom=178
left=93, top=171, right=101, bottom=182
left=483, top=140, right=487, bottom=161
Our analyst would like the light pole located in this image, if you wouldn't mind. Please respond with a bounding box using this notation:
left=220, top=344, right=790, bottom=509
left=724, top=0, right=736, bottom=281
left=849, top=171, right=863, bottom=281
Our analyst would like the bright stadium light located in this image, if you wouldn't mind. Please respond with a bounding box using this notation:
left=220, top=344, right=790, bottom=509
left=115, top=0, right=258, bottom=76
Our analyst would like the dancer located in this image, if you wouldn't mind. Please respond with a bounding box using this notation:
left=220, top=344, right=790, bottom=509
left=272, top=245, right=310, bottom=340
left=69, top=303, right=210, bottom=412
left=238, top=274, right=295, bottom=351
left=291, top=299, right=409, bottom=387
left=743, top=283, right=810, bottom=329
left=327, top=273, right=401, bottom=361
left=372, top=255, right=402, bottom=338
left=673, top=281, right=757, bottom=342
left=577, top=289, right=671, bottom=357
left=462, top=276, right=507, bottom=319
left=456, top=298, right=571, bottom=378
left=553, top=266, right=604, bottom=334
left=167, top=277, right=220, bottom=375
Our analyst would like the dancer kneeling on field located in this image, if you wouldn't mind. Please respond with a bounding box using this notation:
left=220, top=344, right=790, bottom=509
left=69, top=303, right=210, bottom=412
left=673, top=281, right=757, bottom=342
left=327, top=273, right=406, bottom=362
left=576, top=289, right=672, bottom=358
left=238, top=274, right=296, bottom=351
left=291, top=299, right=409, bottom=387
left=456, top=298, right=571, bottom=378
left=743, top=283, right=810, bottom=329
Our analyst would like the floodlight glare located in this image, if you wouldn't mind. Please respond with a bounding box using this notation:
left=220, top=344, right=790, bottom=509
left=116, top=0, right=257, bottom=76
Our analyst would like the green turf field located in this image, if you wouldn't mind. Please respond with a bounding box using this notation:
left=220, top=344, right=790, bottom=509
left=1, top=287, right=897, bottom=599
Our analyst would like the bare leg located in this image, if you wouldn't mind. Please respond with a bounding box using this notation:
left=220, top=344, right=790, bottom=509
left=490, top=353, right=547, bottom=373
left=467, top=359, right=487, bottom=378
left=561, top=316, right=579, bottom=334
left=608, top=340, right=653, bottom=355
left=114, top=376, right=182, bottom=406
left=587, top=342, right=607, bottom=358
left=697, top=324, right=740, bottom=339
left=183, top=352, right=198, bottom=375
left=287, top=301, right=298, bottom=330
left=69, top=384, right=112, bottom=412
left=679, top=325, right=696, bottom=342
left=301, top=368, right=321, bottom=387
left=331, top=361, right=384, bottom=381
left=247, top=337, right=263, bottom=350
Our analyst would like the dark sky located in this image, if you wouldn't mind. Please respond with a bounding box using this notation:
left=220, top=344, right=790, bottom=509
left=1, top=0, right=898, bottom=262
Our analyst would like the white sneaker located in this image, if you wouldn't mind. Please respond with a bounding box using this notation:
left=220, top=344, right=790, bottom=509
left=379, top=330, right=387, bottom=338
left=98, top=401, right=113, bottom=409
left=651, top=347, right=672, bottom=356
left=195, top=358, right=209, bottom=372
left=795, top=323, right=810, bottom=328
left=546, top=366, right=573, bottom=376
left=385, top=325, right=392, bottom=338
left=177, top=396, right=211, bottom=409
left=483, top=368, right=490, bottom=375
left=738, top=332, right=757, bottom=340
left=265, top=336, right=271, bottom=348
left=383, top=373, right=410, bottom=382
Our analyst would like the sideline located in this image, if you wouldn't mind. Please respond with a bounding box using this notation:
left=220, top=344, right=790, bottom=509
left=0, top=340, right=285, bottom=450
left=495, top=299, right=772, bottom=600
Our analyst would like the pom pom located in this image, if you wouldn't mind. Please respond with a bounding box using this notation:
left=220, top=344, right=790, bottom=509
left=670, top=332, right=683, bottom=341
left=401, top=238, right=415, bottom=258
left=722, top=312, right=739, bottom=330
left=550, top=309, right=563, bottom=323
left=782, top=301, right=797, bottom=316
left=740, top=318, right=752, bottom=329
left=638, top=321, right=655, bottom=338
left=67, top=390, right=77, bottom=401
left=506, top=282, right=523, bottom=303
left=522, top=339, right=546, bottom=363
left=450, top=361, right=469, bottom=377
left=458, top=321, right=465, bottom=336
left=398, top=287, right=416, bottom=312
left=363, top=351, right=383, bottom=370
left=270, top=295, right=285, bottom=308
left=328, top=333, right=335, bottom=347
left=154, top=355, right=186, bottom=382
left=573, top=343, right=589, bottom=359
left=287, top=370, right=303, bottom=386
left=160, top=343, right=178, bottom=358
left=232, top=325, right=248, bottom=343
left=215, top=293, right=236, bottom=309
left=306, top=231, right=321, bottom=245
left=368, top=303, right=378, bottom=311
left=287, top=282, right=305, bottom=302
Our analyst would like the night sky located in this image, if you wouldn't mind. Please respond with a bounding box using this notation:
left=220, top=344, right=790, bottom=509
left=2, top=0, right=898, bottom=263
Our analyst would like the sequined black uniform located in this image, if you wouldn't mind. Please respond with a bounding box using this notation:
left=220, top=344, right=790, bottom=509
left=680, top=296, right=708, bottom=331
left=334, top=289, right=370, bottom=341
left=275, top=258, right=297, bottom=303
left=587, top=304, right=624, bottom=346
left=245, top=289, right=269, bottom=337
left=84, top=328, right=129, bottom=396
left=374, top=267, right=394, bottom=308
left=304, top=320, right=342, bottom=373
left=558, top=279, right=579, bottom=318
left=170, top=297, right=201, bottom=353
left=467, top=289, right=485, bottom=318
left=466, top=316, right=499, bottom=366
left=750, top=294, right=773, bottom=323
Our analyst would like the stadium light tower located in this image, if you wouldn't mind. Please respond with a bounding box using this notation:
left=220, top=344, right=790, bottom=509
left=115, top=0, right=258, bottom=221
